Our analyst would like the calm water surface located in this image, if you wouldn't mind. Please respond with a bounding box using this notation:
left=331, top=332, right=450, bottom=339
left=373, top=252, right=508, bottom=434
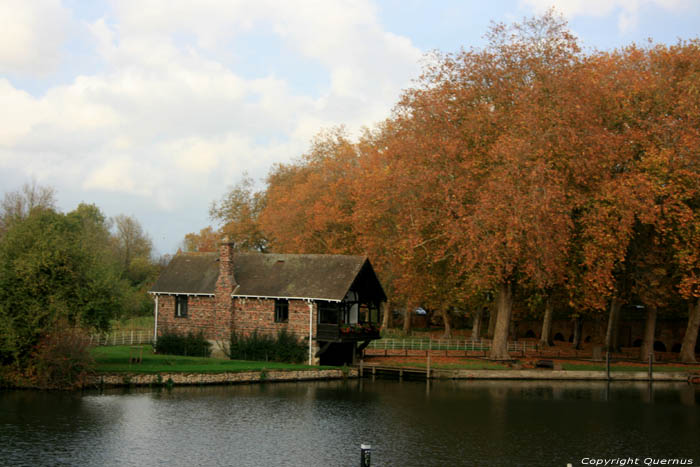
left=1, top=379, right=699, bottom=466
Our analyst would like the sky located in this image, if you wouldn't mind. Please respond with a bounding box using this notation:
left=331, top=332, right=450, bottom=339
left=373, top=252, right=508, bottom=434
left=2, top=0, right=699, bottom=256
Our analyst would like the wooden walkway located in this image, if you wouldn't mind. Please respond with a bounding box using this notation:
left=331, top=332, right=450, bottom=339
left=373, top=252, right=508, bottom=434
left=357, top=363, right=432, bottom=380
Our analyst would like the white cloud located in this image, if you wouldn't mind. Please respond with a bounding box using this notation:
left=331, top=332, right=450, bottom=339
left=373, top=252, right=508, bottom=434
left=0, top=0, right=71, bottom=75
left=83, top=157, right=147, bottom=195
left=520, top=0, right=695, bottom=32
left=0, top=0, right=423, bottom=251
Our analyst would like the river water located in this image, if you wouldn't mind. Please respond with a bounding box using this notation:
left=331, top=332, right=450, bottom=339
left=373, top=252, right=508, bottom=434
left=1, top=379, right=699, bottom=466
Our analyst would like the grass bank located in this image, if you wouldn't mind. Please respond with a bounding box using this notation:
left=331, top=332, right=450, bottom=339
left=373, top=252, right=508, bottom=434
left=92, top=345, right=333, bottom=374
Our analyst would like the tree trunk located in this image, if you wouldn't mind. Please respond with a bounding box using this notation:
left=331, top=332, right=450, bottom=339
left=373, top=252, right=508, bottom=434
left=639, top=304, right=657, bottom=361
left=489, top=282, right=513, bottom=360
left=487, top=303, right=498, bottom=339
left=402, top=307, right=412, bottom=335
left=604, top=298, right=622, bottom=352
left=471, top=308, right=483, bottom=341
left=380, top=300, right=391, bottom=331
left=539, top=298, right=554, bottom=347
left=572, top=317, right=582, bottom=350
left=441, top=308, right=452, bottom=338
left=509, top=319, right=518, bottom=341
left=680, top=299, right=700, bottom=363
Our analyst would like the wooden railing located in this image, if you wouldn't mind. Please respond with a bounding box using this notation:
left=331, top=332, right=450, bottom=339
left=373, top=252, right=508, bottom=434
left=367, top=338, right=537, bottom=353
left=317, top=324, right=381, bottom=342
left=90, top=328, right=154, bottom=346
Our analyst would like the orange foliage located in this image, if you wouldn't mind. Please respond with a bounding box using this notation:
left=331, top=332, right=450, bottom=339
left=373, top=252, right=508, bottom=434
left=207, top=13, right=700, bottom=332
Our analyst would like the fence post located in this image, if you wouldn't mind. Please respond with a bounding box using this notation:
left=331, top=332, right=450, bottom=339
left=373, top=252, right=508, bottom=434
left=360, top=444, right=371, bottom=466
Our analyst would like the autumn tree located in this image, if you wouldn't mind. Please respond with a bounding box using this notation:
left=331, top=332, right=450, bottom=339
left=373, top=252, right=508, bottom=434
left=260, top=128, right=360, bottom=255
left=210, top=175, right=267, bottom=252
left=183, top=226, right=221, bottom=253
left=581, top=41, right=700, bottom=360
left=391, top=12, right=588, bottom=358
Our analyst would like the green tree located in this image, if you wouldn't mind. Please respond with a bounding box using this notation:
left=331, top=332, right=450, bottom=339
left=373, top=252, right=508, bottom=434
left=0, top=205, right=127, bottom=366
left=0, top=180, right=56, bottom=237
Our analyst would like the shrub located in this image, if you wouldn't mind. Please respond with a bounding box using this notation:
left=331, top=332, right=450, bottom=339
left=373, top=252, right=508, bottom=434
left=30, top=320, right=95, bottom=390
left=274, top=328, right=306, bottom=363
left=156, top=329, right=212, bottom=357
left=229, top=328, right=306, bottom=363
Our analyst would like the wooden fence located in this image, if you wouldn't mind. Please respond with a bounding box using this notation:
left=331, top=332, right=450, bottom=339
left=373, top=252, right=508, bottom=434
left=90, top=329, right=154, bottom=346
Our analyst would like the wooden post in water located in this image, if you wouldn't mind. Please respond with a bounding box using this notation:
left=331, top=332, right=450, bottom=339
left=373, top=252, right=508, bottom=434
left=606, top=351, right=610, bottom=381
left=427, top=351, right=431, bottom=379
left=360, top=359, right=363, bottom=378
left=360, top=444, right=371, bottom=466
left=648, top=351, right=653, bottom=382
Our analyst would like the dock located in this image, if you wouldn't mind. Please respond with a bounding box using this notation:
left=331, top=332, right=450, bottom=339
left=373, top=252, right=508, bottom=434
left=357, top=363, right=432, bottom=380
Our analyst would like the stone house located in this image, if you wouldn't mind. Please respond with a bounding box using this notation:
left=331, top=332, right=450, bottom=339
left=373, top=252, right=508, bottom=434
left=149, top=239, right=386, bottom=365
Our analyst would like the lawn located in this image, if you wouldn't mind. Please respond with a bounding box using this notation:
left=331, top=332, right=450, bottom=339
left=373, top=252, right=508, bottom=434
left=92, top=345, right=333, bottom=374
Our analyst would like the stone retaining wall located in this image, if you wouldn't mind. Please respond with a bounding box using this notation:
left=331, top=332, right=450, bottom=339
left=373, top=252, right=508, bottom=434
left=93, top=368, right=358, bottom=387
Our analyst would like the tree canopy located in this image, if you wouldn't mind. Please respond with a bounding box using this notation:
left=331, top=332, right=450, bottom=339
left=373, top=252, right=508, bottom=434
left=0, top=204, right=126, bottom=365
left=199, top=12, right=700, bottom=360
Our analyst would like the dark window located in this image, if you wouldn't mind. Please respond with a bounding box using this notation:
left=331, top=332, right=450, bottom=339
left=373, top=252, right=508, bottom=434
left=275, top=299, right=289, bottom=323
left=176, top=295, right=188, bottom=317
left=319, top=302, right=339, bottom=324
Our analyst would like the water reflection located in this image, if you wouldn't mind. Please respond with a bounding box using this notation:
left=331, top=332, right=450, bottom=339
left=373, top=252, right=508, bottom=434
left=1, top=380, right=699, bottom=466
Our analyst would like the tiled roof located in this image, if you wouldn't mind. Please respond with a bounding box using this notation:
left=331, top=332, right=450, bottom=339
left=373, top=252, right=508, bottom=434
left=150, top=252, right=386, bottom=302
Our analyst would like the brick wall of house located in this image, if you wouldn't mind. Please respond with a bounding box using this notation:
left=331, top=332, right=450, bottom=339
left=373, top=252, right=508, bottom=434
left=157, top=296, right=320, bottom=343
left=156, top=295, right=229, bottom=340
left=232, top=298, right=317, bottom=342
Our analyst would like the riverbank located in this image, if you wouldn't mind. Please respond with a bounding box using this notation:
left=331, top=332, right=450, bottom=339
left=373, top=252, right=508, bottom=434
left=89, top=345, right=357, bottom=387
left=357, top=363, right=698, bottom=382
left=360, top=355, right=700, bottom=382
left=93, top=367, right=358, bottom=387
left=5, top=345, right=699, bottom=389
left=435, top=368, right=695, bottom=382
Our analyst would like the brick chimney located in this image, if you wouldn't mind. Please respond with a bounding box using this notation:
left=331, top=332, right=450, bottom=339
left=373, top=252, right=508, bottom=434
left=217, top=236, right=236, bottom=290
left=213, top=236, right=236, bottom=342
